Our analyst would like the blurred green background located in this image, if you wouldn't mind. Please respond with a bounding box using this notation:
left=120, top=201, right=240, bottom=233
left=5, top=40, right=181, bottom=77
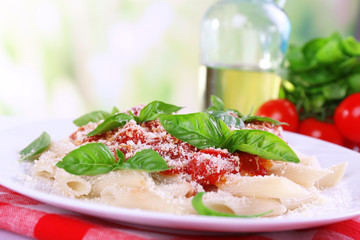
left=0, top=0, right=359, bottom=118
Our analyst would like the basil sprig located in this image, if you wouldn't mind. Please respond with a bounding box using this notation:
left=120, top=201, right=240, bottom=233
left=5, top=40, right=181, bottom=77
left=284, top=32, right=360, bottom=120
left=19, top=132, right=51, bottom=161
left=56, top=143, right=171, bottom=175
left=205, top=95, right=244, bottom=128
left=205, top=95, right=228, bottom=112
left=192, top=192, right=272, bottom=218
left=132, top=101, right=182, bottom=123
left=87, top=101, right=182, bottom=136
left=160, top=113, right=299, bottom=163
left=205, top=95, right=286, bottom=128
left=87, top=113, right=133, bottom=136
left=205, top=110, right=245, bottom=129
left=73, top=107, right=119, bottom=127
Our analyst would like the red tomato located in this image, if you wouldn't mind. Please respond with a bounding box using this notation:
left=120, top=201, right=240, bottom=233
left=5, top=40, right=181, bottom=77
left=298, top=118, right=344, bottom=145
left=344, top=139, right=360, bottom=152
left=256, top=99, right=299, bottom=132
left=334, top=93, right=360, bottom=143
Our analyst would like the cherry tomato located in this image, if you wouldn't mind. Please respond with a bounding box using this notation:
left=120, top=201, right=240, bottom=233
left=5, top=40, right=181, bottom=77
left=344, top=139, right=360, bottom=152
left=334, top=93, right=360, bottom=143
left=298, top=118, right=344, bottom=145
left=256, top=99, right=299, bottom=132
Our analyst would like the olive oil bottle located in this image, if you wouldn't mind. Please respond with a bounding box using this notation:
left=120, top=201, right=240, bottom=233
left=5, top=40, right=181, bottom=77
left=200, top=0, right=290, bottom=113
left=199, top=65, right=281, bottom=114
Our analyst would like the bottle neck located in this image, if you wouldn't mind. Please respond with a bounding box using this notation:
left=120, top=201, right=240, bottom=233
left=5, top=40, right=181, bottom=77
left=201, top=0, right=291, bottom=70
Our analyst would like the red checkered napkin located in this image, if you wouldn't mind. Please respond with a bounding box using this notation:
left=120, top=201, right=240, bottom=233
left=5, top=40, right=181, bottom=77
left=1, top=185, right=359, bottom=240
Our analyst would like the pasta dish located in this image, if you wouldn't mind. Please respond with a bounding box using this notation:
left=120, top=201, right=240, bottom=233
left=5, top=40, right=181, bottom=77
left=19, top=96, right=347, bottom=217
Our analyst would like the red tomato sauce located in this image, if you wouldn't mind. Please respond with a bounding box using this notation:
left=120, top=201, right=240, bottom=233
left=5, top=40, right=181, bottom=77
left=70, top=119, right=273, bottom=187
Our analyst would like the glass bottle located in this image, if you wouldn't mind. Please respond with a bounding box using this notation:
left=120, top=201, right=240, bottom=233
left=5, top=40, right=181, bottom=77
left=199, top=0, right=291, bottom=114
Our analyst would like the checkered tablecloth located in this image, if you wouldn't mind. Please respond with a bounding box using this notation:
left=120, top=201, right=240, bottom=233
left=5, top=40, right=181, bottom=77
left=1, top=184, right=360, bottom=240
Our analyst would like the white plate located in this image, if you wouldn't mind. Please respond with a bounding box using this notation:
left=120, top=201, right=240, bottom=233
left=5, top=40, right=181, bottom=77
left=1, top=119, right=360, bottom=233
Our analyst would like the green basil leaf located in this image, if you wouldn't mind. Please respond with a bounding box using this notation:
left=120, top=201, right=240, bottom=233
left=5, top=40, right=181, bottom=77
left=221, top=130, right=300, bottom=163
left=138, top=101, right=182, bottom=123
left=160, top=113, right=227, bottom=149
left=316, top=36, right=345, bottom=63
left=87, top=113, right=133, bottom=136
left=19, top=132, right=51, bottom=161
left=128, top=110, right=138, bottom=122
left=206, top=110, right=245, bottom=129
left=308, top=94, right=326, bottom=109
left=56, top=143, right=117, bottom=175
left=206, top=95, right=242, bottom=117
left=116, top=149, right=125, bottom=164
left=206, top=96, right=285, bottom=127
left=111, top=106, right=120, bottom=114
left=287, top=45, right=316, bottom=71
left=57, top=144, right=170, bottom=175
left=204, top=95, right=224, bottom=112
left=242, top=116, right=287, bottom=126
left=348, top=73, right=360, bottom=92
left=283, top=32, right=360, bottom=120
left=286, top=45, right=304, bottom=67
left=340, top=36, right=360, bottom=57
left=338, top=58, right=360, bottom=74
left=118, top=149, right=171, bottom=172
left=204, top=105, right=219, bottom=112
left=73, top=111, right=112, bottom=127
left=216, top=118, right=231, bottom=138
left=299, top=68, right=336, bottom=86
left=192, top=192, right=272, bottom=218
left=302, top=37, right=328, bottom=60
left=210, top=95, right=225, bottom=111
left=322, top=81, right=348, bottom=100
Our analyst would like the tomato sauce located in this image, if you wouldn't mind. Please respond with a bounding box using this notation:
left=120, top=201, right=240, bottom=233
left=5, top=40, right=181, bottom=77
left=70, top=118, right=273, bottom=187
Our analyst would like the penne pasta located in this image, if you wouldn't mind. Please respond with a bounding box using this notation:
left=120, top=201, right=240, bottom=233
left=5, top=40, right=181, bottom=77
left=33, top=160, right=56, bottom=179
left=100, top=185, right=191, bottom=214
left=279, top=186, right=320, bottom=210
left=217, top=175, right=311, bottom=199
left=54, top=169, right=91, bottom=197
left=203, top=191, right=287, bottom=217
left=33, top=141, right=76, bottom=179
left=317, top=162, right=348, bottom=188
left=269, top=162, right=331, bottom=187
left=90, top=170, right=152, bottom=197
left=155, top=175, right=195, bottom=198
